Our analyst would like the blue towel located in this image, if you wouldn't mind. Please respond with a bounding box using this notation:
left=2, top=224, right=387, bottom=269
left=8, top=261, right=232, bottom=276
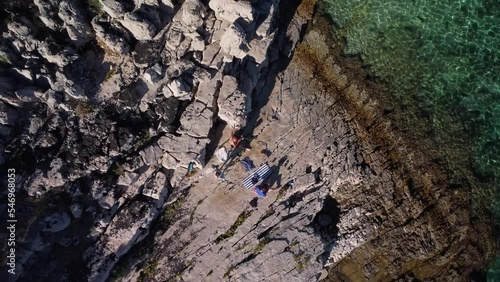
left=240, top=157, right=255, bottom=172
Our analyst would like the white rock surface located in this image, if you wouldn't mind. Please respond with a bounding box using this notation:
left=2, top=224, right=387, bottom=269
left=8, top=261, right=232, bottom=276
left=85, top=201, right=158, bottom=282
left=142, top=171, right=169, bottom=200
left=220, top=23, right=248, bottom=59
left=180, top=0, right=205, bottom=30
left=120, top=13, right=157, bottom=40
left=178, top=101, right=214, bottom=137
left=167, top=78, right=192, bottom=100
left=217, top=75, right=249, bottom=128
left=157, top=134, right=209, bottom=165
left=139, top=144, right=164, bottom=165
left=209, top=0, right=254, bottom=23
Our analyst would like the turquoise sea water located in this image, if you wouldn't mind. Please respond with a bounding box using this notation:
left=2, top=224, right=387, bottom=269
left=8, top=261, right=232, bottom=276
left=320, top=0, right=499, bottom=277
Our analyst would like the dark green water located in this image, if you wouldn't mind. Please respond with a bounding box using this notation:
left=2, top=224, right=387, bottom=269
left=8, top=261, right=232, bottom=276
left=320, top=0, right=499, bottom=277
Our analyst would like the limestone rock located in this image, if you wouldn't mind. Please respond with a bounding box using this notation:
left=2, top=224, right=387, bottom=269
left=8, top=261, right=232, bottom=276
left=85, top=201, right=158, bottom=282
left=25, top=159, right=66, bottom=197
left=180, top=0, right=204, bottom=30
left=51, top=71, right=86, bottom=99
left=139, top=144, right=164, bottom=165
left=157, top=134, right=209, bottom=165
left=196, top=72, right=222, bottom=106
left=92, top=19, right=130, bottom=56
left=220, top=23, right=248, bottom=59
left=143, top=65, right=164, bottom=85
left=167, top=78, right=192, bottom=100
left=186, top=32, right=205, bottom=51
left=42, top=212, right=71, bottom=232
left=33, top=0, right=61, bottom=30
left=7, top=20, right=35, bottom=38
left=101, top=0, right=128, bottom=18
left=70, top=204, right=83, bottom=218
left=15, top=87, right=42, bottom=102
left=215, top=147, right=228, bottom=162
left=178, top=101, right=214, bottom=137
left=37, top=42, right=79, bottom=68
left=142, top=171, right=169, bottom=200
left=161, top=152, right=179, bottom=170
left=0, top=102, right=19, bottom=125
left=201, top=43, right=221, bottom=67
left=165, top=28, right=184, bottom=50
left=217, top=75, right=249, bottom=128
left=58, top=0, right=94, bottom=47
left=208, top=0, right=253, bottom=23
left=248, top=35, right=274, bottom=64
left=120, top=13, right=157, bottom=40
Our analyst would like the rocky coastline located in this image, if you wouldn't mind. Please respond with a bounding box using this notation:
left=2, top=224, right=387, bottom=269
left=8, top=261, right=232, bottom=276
left=0, top=0, right=496, bottom=281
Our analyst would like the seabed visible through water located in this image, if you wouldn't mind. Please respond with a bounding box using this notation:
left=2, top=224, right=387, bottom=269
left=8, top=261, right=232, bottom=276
left=319, top=0, right=500, bottom=278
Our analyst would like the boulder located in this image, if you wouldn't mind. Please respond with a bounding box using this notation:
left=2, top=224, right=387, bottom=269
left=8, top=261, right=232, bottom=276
left=7, top=20, right=34, bottom=38
left=25, top=159, right=66, bottom=197
left=143, top=65, right=163, bottom=85
left=167, top=78, right=192, bottom=100
left=33, top=0, right=60, bottom=30
left=220, top=23, right=248, bottom=59
left=117, top=172, right=139, bottom=187
left=215, top=147, right=228, bottom=162
left=92, top=19, right=130, bottom=56
left=37, top=43, right=79, bottom=68
left=139, top=144, right=164, bottom=165
left=185, top=32, right=205, bottom=51
left=201, top=43, right=221, bottom=67
left=85, top=201, right=158, bottom=282
left=208, top=0, right=253, bottom=23
left=101, top=0, right=128, bottom=18
left=165, top=28, right=183, bottom=50
left=157, top=134, right=210, bottom=165
left=195, top=72, right=222, bottom=106
left=178, top=101, right=214, bottom=137
left=161, top=152, right=179, bottom=169
left=248, top=36, right=274, bottom=64
left=51, top=71, right=86, bottom=100
left=15, top=87, right=42, bottom=102
left=120, top=13, right=157, bottom=40
left=0, top=102, right=19, bottom=125
left=142, top=171, right=169, bottom=200
left=217, top=75, right=249, bottom=128
left=70, top=204, right=83, bottom=218
left=180, top=0, right=204, bottom=30
left=58, top=0, right=93, bottom=47
left=42, top=212, right=71, bottom=233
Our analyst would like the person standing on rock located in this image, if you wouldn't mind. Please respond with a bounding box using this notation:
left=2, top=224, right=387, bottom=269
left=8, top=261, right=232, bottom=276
left=229, top=128, right=251, bottom=151
left=229, top=128, right=243, bottom=149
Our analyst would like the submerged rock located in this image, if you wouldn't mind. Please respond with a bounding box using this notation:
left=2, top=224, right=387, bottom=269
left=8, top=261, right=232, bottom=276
left=42, top=213, right=71, bottom=233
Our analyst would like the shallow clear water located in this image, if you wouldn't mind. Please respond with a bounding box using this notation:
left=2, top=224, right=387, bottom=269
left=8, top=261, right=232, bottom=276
left=320, top=0, right=500, bottom=214
left=320, top=0, right=499, bottom=276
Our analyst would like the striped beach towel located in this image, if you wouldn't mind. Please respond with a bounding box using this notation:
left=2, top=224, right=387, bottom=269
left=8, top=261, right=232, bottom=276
left=243, top=163, right=271, bottom=189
